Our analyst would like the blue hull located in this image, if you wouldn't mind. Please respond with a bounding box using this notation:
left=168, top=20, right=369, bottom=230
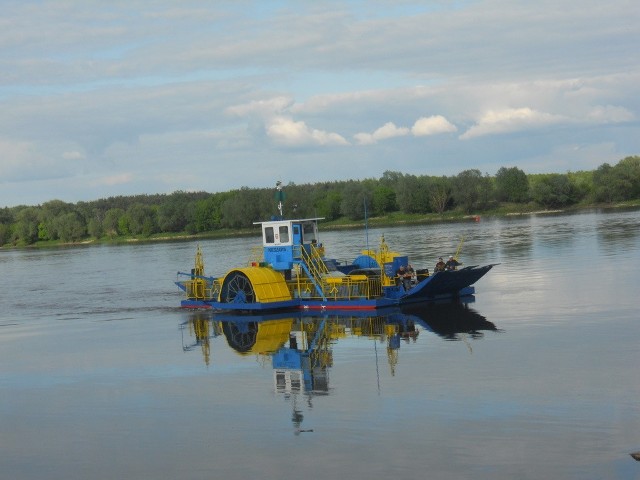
left=397, top=265, right=494, bottom=305
left=179, top=264, right=494, bottom=312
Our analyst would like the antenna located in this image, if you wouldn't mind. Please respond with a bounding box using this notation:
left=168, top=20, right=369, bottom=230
left=275, top=180, right=284, bottom=219
left=364, top=197, right=369, bottom=254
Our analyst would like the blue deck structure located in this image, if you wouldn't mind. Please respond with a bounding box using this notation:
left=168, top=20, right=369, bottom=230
left=176, top=185, right=496, bottom=312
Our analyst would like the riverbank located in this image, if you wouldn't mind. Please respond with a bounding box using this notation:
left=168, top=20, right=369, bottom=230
left=4, top=201, right=639, bottom=250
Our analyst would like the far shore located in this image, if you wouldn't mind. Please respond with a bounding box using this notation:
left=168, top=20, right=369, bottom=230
left=3, top=202, right=639, bottom=250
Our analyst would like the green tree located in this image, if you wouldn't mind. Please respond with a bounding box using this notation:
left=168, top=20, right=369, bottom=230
left=530, top=174, right=578, bottom=208
left=340, top=182, right=369, bottom=220
left=593, top=156, right=640, bottom=203
left=87, top=217, right=104, bottom=239
left=193, top=193, right=229, bottom=232
left=380, top=170, right=404, bottom=188
left=0, top=208, right=15, bottom=245
left=414, top=176, right=437, bottom=214
left=451, top=169, right=493, bottom=213
left=567, top=171, right=592, bottom=204
left=614, top=156, right=640, bottom=200
left=372, top=185, right=397, bottom=215
left=103, top=208, right=125, bottom=238
left=157, top=191, right=195, bottom=233
left=38, top=221, right=50, bottom=241
left=428, top=176, right=452, bottom=214
left=220, top=188, right=264, bottom=228
left=314, top=189, right=342, bottom=220
left=39, top=200, right=74, bottom=240
left=118, top=214, right=131, bottom=236
left=127, top=203, right=157, bottom=236
left=54, top=212, right=85, bottom=242
left=0, top=207, right=14, bottom=225
left=0, top=223, right=11, bottom=246
left=14, top=207, right=40, bottom=245
left=495, top=167, right=529, bottom=203
left=395, top=174, right=433, bottom=214
left=593, top=163, right=620, bottom=203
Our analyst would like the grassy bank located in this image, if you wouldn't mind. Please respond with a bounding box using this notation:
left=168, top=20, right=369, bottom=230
left=6, top=200, right=640, bottom=250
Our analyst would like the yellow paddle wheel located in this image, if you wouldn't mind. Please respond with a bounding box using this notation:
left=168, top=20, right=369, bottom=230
left=219, top=267, right=292, bottom=305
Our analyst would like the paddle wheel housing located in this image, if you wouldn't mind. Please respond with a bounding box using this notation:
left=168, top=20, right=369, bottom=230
left=219, top=267, right=292, bottom=305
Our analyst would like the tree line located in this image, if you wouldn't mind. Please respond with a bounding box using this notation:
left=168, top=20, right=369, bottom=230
left=1, top=155, right=638, bottom=247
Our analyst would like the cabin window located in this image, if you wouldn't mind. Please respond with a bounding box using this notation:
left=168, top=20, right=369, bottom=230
left=264, top=227, right=275, bottom=244
left=302, top=222, right=317, bottom=243
left=279, top=225, right=290, bottom=243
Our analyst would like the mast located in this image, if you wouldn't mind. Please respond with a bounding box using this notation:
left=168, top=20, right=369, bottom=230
left=276, top=180, right=284, bottom=219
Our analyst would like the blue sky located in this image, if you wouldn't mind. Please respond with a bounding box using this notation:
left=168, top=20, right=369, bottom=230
left=0, top=0, right=638, bottom=207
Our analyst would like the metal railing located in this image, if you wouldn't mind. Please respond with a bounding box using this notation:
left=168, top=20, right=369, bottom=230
left=287, top=274, right=382, bottom=301
left=183, top=275, right=222, bottom=301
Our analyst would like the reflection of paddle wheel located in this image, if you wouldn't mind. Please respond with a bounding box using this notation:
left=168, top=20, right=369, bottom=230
left=222, top=322, right=259, bottom=353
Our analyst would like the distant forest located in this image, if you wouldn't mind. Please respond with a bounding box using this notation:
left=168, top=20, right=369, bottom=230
left=1, top=155, right=639, bottom=247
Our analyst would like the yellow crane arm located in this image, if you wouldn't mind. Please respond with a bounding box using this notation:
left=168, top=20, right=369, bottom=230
left=454, top=236, right=465, bottom=260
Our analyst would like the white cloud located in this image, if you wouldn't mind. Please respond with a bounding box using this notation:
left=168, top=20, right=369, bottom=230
left=412, top=115, right=457, bottom=136
left=354, top=122, right=410, bottom=145
left=266, top=116, right=349, bottom=147
left=459, top=101, right=636, bottom=140
left=355, top=117, right=457, bottom=145
left=586, top=105, right=635, bottom=123
left=460, top=107, right=565, bottom=140
left=226, top=97, right=293, bottom=119
left=227, top=96, right=349, bottom=147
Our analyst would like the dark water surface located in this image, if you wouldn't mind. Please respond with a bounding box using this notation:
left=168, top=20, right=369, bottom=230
left=1, top=209, right=639, bottom=479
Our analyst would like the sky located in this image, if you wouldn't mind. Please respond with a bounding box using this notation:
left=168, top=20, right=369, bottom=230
left=1, top=0, right=638, bottom=208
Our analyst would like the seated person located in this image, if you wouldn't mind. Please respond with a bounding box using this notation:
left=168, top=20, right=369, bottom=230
left=395, top=265, right=413, bottom=290
left=406, top=264, right=415, bottom=286
left=434, top=257, right=446, bottom=272
left=446, top=255, right=461, bottom=270
left=395, top=265, right=405, bottom=285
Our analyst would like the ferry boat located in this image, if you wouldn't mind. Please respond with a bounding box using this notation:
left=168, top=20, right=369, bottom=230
left=176, top=189, right=495, bottom=312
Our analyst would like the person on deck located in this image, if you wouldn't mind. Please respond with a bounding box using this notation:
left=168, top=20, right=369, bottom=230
left=446, top=255, right=461, bottom=271
left=434, top=257, right=446, bottom=272
left=395, top=265, right=405, bottom=287
left=395, top=265, right=413, bottom=290
left=406, top=264, right=415, bottom=286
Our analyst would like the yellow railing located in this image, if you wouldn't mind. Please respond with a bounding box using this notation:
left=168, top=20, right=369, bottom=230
left=185, top=278, right=206, bottom=299
left=294, top=244, right=331, bottom=298
left=300, top=244, right=329, bottom=278
left=287, top=274, right=382, bottom=301
left=185, top=277, right=222, bottom=301
left=183, top=245, right=222, bottom=301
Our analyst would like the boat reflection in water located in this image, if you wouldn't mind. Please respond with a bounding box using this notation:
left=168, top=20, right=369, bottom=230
left=179, top=299, right=499, bottom=432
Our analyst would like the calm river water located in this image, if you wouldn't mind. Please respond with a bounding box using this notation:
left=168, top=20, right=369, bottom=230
left=1, top=209, right=639, bottom=480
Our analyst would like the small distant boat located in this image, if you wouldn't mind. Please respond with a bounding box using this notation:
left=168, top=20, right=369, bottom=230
left=176, top=187, right=496, bottom=312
